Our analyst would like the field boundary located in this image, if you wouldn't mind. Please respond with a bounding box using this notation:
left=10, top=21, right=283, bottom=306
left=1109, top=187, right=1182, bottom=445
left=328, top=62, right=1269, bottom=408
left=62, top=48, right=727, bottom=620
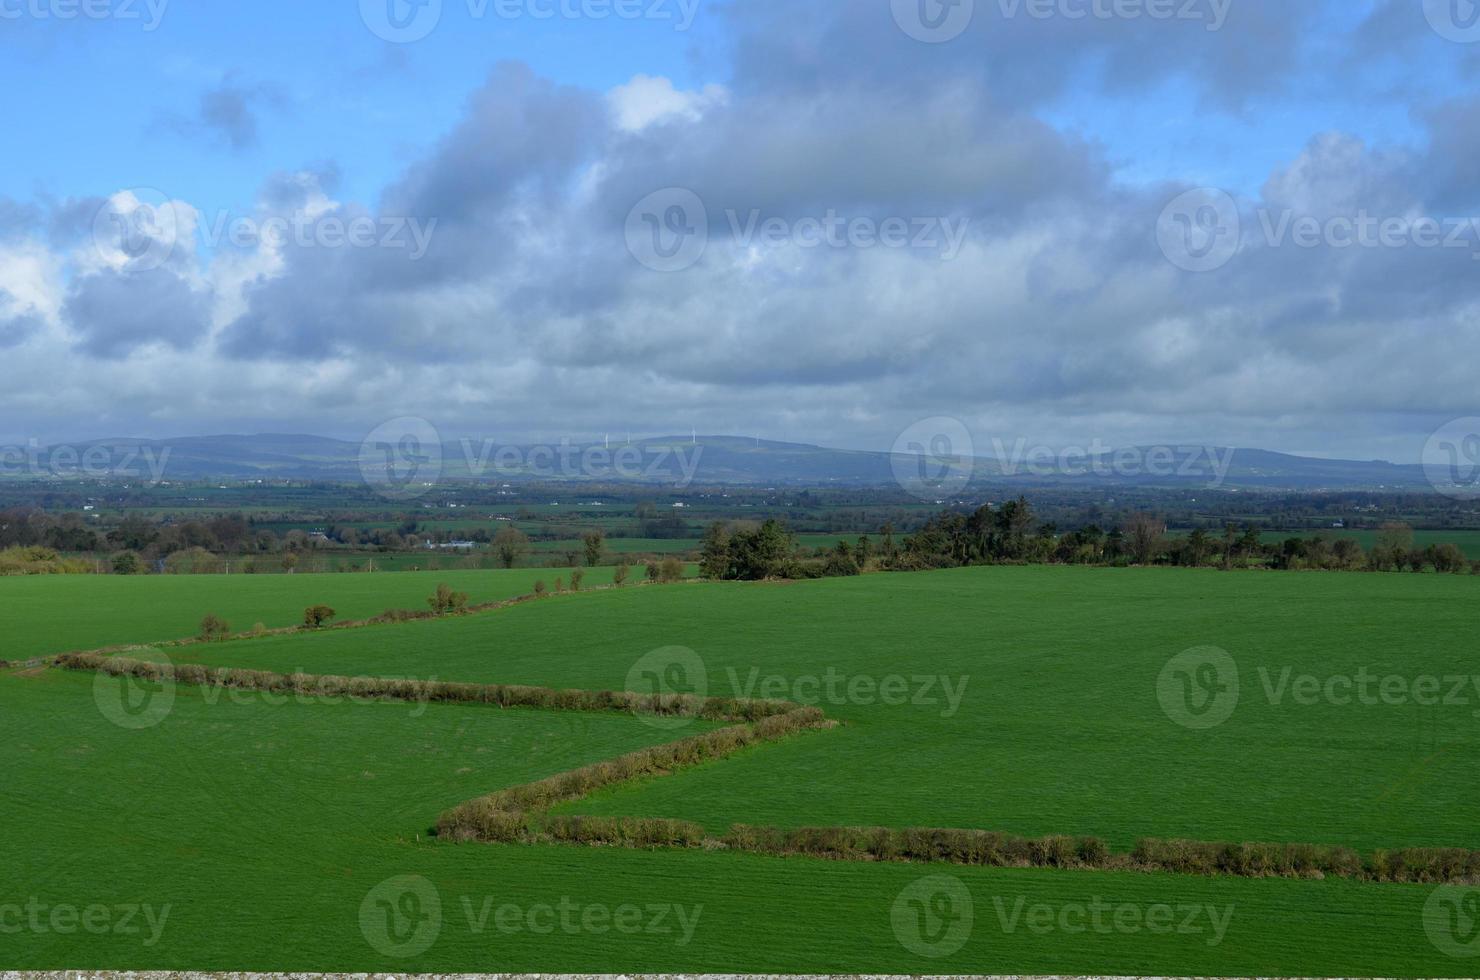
left=30, top=577, right=693, bottom=669
left=55, top=652, right=811, bottom=723
left=54, top=652, right=1480, bottom=886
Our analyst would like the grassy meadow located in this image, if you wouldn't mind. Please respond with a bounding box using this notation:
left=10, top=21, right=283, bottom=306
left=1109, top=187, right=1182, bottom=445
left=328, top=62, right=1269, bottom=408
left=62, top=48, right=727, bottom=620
left=0, top=565, right=1476, bottom=974
left=160, top=565, right=1480, bottom=853
left=0, top=565, right=636, bottom=660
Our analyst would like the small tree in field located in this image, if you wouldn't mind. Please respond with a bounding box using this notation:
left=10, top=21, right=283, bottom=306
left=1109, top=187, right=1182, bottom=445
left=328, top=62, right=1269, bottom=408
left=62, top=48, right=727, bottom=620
left=582, top=530, right=605, bottom=567
left=658, top=556, right=685, bottom=583
left=533, top=579, right=548, bottom=597
left=198, top=613, right=230, bottom=642
left=493, top=526, right=530, bottom=569
left=570, top=568, right=585, bottom=591
left=1123, top=513, right=1166, bottom=566
left=613, top=563, right=629, bottom=587
left=645, top=561, right=659, bottom=583
left=700, top=522, right=730, bottom=580
left=553, top=576, right=565, bottom=594
left=427, top=583, right=469, bottom=615
left=303, top=605, right=336, bottom=629
left=111, top=550, right=143, bottom=575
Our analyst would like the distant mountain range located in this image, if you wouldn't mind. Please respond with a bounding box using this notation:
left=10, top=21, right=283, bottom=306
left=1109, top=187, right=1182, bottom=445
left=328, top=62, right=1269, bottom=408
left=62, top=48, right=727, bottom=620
left=0, top=433, right=1441, bottom=492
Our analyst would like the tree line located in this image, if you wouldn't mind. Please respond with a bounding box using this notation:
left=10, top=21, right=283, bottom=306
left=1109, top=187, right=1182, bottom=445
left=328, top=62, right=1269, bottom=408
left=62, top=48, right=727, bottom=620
left=697, top=500, right=1480, bottom=581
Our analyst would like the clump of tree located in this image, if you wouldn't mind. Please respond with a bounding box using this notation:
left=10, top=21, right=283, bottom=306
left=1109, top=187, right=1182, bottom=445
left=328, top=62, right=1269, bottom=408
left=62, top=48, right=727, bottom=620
left=582, top=530, right=605, bottom=567
left=111, top=550, right=143, bottom=575
left=0, top=546, right=93, bottom=576
left=302, top=605, right=337, bottom=629
left=493, top=526, right=530, bottom=569
left=427, top=583, right=469, bottom=615
left=198, top=613, right=230, bottom=642
left=700, top=520, right=793, bottom=580
left=570, top=568, right=585, bottom=591
left=613, top=563, right=629, bottom=587
left=1123, top=513, right=1167, bottom=566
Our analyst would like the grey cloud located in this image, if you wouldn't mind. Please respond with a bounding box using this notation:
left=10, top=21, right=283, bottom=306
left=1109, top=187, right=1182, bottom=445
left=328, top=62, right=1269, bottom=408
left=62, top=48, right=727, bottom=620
left=725, top=0, right=1319, bottom=111
left=166, top=77, right=281, bottom=151
left=63, top=268, right=212, bottom=358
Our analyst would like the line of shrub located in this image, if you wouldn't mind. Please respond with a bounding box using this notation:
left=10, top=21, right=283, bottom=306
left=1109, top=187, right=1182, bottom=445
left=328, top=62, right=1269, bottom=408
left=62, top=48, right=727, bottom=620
left=721, top=824, right=1109, bottom=868
left=55, top=653, right=810, bottom=723
left=1130, top=838, right=1480, bottom=883
left=500, top=816, right=1480, bottom=884
left=545, top=815, right=707, bottom=849
left=435, top=707, right=830, bottom=842
left=1130, top=837, right=1362, bottom=878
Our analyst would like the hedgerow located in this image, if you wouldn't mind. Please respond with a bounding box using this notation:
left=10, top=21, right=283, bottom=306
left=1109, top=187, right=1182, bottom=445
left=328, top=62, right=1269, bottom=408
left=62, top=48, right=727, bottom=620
left=56, top=652, right=810, bottom=723
left=434, top=706, right=829, bottom=842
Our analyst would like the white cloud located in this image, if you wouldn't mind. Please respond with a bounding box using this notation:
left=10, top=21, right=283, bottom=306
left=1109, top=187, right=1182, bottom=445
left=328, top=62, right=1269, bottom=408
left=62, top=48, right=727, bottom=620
left=607, top=74, right=727, bottom=132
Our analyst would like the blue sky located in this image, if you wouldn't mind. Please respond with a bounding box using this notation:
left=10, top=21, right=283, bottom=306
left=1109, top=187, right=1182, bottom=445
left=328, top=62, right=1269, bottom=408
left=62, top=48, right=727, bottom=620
left=2, top=0, right=1479, bottom=462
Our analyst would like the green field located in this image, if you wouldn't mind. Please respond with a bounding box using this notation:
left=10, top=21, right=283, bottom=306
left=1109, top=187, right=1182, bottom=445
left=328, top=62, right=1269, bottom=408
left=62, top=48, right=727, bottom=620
left=0, top=566, right=635, bottom=660
left=162, top=567, right=1480, bottom=853
left=1, top=566, right=1476, bottom=974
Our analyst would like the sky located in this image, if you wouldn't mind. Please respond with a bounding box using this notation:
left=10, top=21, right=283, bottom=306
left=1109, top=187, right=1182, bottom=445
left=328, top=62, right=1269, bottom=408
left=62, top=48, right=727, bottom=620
left=2, top=0, right=1479, bottom=461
